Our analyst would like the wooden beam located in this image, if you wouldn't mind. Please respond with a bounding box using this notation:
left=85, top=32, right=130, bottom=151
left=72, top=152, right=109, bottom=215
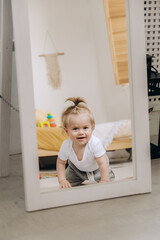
left=103, top=0, right=129, bottom=85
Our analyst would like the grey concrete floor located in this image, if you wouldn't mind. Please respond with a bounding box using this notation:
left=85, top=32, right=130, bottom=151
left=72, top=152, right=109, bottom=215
left=0, top=154, right=160, bottom=240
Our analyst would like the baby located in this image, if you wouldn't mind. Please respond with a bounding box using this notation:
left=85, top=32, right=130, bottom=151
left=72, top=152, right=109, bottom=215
left=57, top=97, right=114, bottom=188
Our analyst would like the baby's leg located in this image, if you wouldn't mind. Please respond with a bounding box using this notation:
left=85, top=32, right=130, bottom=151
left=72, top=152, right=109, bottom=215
left=93, top=153, right=115, bottom=183
left=93, top=169, right=101, bottom=182
left=106, top=153, right=115, bottom=180
left=65, top=160, right=88, bottom=187
left=93, top=168, right=115, bottom=182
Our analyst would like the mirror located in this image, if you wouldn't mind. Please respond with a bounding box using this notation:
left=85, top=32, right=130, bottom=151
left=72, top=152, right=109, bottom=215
left=29, top=0, right=132, bottom=191
left=12, top=0, right=151, bottom=211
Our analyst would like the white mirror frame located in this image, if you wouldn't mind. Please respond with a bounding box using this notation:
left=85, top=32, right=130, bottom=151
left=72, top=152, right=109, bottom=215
left=11, top=0, right=152, bottom=212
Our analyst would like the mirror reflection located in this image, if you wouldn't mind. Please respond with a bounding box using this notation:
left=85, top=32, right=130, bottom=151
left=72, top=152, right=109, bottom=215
left=28, top=0, right=133, bottom=192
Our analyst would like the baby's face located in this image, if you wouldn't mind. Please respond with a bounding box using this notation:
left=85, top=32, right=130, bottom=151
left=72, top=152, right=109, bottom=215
left=65, top=112, right=93, bottom=147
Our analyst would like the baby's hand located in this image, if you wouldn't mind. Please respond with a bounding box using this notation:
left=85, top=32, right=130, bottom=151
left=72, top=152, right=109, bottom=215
left=59, top=179, right=71, bottom=188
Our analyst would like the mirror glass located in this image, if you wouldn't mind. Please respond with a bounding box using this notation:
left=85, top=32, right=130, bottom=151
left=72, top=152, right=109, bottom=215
left=28, top=0, right=133, bottom=193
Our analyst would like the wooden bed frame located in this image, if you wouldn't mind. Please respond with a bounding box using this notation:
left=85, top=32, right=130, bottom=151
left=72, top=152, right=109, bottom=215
left=38, top=137, right=132, bottom=157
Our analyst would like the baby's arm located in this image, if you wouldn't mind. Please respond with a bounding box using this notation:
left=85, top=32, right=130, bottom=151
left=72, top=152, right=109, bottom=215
left=56, top=157, right=71, bottom=188
left=96, top=155, right=110, bottom=183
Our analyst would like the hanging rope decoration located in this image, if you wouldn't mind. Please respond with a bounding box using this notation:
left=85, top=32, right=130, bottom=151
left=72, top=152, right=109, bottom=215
left=39, top=31, right=64, bottom=89
left=43, top=53, right=61, bottom=89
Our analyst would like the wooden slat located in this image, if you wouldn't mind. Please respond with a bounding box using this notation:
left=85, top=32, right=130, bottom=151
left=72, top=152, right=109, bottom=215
left=106, top=138, right=132, bottom=151
left=107, top=0, right=126, bottom=17
left=103, top=0, right=129, bottom=85
left=38, top=149, right=58, bottom=157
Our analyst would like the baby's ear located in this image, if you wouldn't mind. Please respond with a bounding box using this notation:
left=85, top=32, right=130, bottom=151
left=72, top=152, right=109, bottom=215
left=64, top=127, right=69, bottom=135
left=92, top=124, right=95, bottom=131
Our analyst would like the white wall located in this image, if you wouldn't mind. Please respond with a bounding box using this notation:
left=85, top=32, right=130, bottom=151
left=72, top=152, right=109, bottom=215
left=10, top=0, right=131, bottom=154
left=90, top=0, right=131, bottom=122
left=28, top=0, right=131, bottom=123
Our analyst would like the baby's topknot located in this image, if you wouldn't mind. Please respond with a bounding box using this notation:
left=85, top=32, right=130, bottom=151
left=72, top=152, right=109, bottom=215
left=61, top=96, right=95, bottom=129
left=65, top=97, right=87, bottom=108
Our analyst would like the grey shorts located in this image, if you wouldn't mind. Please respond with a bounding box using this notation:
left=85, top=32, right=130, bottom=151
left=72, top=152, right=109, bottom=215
left=65, top=160, right=115, bottom=187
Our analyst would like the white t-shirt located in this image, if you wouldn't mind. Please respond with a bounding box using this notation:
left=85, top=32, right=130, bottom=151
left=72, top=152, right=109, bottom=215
left=58, top=135, right=106, bottom=172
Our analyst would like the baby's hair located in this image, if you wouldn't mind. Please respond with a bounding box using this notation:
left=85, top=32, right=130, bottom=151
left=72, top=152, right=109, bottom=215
left=61, top=97, right=95, bottom=128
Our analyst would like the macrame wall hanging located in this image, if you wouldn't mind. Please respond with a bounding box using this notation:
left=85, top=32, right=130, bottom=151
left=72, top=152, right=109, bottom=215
left=39, top=31, right=64, bottom=89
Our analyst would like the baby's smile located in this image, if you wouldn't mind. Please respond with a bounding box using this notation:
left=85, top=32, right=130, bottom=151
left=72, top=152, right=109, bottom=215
left=65, top=112, right=93, bottom=146
left=77, top=136, right=86, bottom=140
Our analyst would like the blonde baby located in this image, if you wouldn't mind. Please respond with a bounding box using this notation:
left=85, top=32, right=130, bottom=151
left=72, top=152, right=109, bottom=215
left=57, top=97, right=114, bottom=188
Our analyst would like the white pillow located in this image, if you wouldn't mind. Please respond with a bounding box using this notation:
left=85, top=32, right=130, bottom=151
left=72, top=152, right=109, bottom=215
left=93, top=121, right=123, bottom=148
left=93, top=120, right=131, bottom=149
left=114, top=120, right=131, bottom=138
